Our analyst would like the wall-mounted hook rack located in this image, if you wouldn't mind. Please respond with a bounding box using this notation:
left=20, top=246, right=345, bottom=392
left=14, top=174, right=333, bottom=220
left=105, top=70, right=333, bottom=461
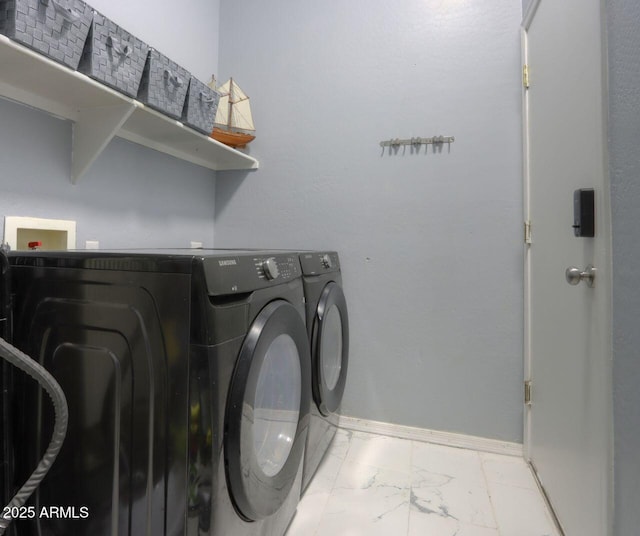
left=379, top=135, right=455, bottom=148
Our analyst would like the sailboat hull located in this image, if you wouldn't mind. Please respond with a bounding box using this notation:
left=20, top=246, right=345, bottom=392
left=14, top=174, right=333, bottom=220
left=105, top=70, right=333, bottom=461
left=210, top=128, right=256, bottom=148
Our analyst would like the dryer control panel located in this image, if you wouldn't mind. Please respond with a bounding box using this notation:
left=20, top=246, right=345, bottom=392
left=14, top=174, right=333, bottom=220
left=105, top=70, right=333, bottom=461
left=203, top=253, right=301, bottom=296
left=299, top=252, right=340, bottom=275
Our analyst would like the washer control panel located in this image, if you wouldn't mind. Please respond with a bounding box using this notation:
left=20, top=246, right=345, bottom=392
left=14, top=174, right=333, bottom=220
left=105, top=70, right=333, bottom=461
left=204, top=253, right=301, bottom=296
left=299, top=251, right=340, bottom=275
left=260, top=257, right=280, bottom=280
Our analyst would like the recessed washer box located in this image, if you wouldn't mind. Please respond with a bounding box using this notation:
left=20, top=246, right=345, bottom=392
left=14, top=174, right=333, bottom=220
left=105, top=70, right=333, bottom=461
left=4, top=216, right=76, bottom=250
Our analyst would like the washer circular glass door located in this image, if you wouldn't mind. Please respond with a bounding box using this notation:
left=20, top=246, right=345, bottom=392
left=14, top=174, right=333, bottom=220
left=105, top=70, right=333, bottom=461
left=312, top=282, right=349, bottom=416
left=253, top=333, right=300, bottom=477
left=225, top=299, right=311, bottom=521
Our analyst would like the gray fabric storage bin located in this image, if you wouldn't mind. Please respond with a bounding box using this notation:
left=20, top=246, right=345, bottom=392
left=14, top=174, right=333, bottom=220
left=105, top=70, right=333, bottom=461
left=137, top=49, right=189, bottom=120
left=78, top=10, right=148, bottom=98
left=0, top=0, right=93, bottom=70
left=181, top=77, right=219, bottom=135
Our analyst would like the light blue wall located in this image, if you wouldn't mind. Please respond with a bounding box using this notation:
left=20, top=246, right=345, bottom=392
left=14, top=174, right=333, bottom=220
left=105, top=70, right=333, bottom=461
left=216, top=0, right=524, bottom=441
left=607, top=1, right=640, bottom=534
left=0, top=99, right=216, bottom=248
left=0, top=0, right=220, bottom=248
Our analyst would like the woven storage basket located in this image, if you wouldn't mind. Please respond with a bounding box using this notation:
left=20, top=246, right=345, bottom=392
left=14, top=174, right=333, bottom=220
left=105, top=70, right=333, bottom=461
left=181, top=77, right=219, bottom=135
left=0, top=0, right=93, bottom=70
left=137, top=49, right=189, bottom=120
left=77, top=10, right=148, bottom=98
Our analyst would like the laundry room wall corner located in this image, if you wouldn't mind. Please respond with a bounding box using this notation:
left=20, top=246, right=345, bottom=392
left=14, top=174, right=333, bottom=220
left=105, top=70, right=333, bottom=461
left=216, top=0, right=524, bottom=442
left=0, top=0, right=221, bottom=249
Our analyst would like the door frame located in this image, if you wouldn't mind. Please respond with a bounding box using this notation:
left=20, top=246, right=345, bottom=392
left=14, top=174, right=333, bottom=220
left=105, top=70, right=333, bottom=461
left=521, top=0, right=614, bottom=531
left=521, top=0, right=536, bottom=463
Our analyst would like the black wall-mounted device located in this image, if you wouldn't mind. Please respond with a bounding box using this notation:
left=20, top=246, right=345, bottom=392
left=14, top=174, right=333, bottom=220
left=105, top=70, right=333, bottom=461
left=573, top=188, right=595, bottom=237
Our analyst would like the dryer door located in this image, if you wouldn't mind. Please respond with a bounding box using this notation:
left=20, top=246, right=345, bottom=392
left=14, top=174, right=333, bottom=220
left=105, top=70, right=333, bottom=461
left=225, top=300, right=310, bottom=521
left=312, top=282, right=349, bottom=416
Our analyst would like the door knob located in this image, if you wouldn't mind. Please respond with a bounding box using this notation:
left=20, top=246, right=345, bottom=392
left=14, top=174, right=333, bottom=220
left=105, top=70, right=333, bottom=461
left=565, top=265, right=596, bottom=287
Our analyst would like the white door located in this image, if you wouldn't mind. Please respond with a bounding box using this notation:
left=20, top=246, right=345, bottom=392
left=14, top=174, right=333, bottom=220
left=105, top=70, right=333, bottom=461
left=522, top=1, right=612, bottom=535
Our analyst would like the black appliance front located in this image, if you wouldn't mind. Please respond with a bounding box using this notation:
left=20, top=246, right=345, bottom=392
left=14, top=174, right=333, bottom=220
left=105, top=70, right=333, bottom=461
left=299, top=252, right=349, bottom=493
left=4, top=249, right=310, bottom=536
left=9, top=263, right=191, bottom=536
left=300, top=252, right=349, bottom=418
left=311, top=281, right=349, bottom=416
left=187, top=251, right=310, bottom=536
left=225, top=299, right=310, bottom=521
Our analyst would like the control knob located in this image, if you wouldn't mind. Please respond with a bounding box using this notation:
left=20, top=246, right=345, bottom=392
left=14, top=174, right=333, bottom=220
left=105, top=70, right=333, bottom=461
left=262, top=257, right=280, bottom=280
left=321, top=254, right=333, bottom=269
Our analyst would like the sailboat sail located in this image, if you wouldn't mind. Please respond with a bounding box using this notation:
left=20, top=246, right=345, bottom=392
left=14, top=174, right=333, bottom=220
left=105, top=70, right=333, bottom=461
left=212, top=78, right=255, bottom=132
left=216, top=93, right=229, bottom=126
left=231, top=98, right=255, bottom=131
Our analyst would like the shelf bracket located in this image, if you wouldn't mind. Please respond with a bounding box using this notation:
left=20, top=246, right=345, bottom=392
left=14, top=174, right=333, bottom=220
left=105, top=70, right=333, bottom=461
left=71, top=103, right=137, bottom=184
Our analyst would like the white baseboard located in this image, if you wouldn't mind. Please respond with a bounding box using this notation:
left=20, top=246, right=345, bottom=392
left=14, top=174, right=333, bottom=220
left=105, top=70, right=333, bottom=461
left=338, top=415, right=523, bottom=458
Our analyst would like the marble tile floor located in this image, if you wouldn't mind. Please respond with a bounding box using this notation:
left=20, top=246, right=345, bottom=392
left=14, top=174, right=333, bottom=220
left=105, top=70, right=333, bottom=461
left=286, top=429, right=561, bottom=536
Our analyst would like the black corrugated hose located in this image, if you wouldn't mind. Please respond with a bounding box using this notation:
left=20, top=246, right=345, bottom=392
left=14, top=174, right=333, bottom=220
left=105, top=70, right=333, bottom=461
left=0, top=337, right=68, bottom=535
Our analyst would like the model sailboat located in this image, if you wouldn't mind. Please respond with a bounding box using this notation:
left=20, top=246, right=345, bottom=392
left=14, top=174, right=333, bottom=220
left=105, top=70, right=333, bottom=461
left=208, top=77, right=256, bottom=148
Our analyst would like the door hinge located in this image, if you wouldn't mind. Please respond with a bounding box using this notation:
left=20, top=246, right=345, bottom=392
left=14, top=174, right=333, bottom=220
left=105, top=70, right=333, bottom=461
left=523, top=64, right=530, bottom=88
left=525, top=380, right=532, bottom=406
left=524, top=221, right=532, bottom=244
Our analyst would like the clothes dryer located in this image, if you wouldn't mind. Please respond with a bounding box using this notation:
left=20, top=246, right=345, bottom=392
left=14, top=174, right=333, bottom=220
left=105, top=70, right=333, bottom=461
left=298, top=251, right=349, bottom=492
left=5, top=249, right=310, bottom=536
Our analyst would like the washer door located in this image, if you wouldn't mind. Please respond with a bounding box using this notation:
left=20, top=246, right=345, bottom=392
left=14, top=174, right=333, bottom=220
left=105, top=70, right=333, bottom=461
left=225, top=299, right=310, bottom=521
left=312, top=282, right=349, bottom=416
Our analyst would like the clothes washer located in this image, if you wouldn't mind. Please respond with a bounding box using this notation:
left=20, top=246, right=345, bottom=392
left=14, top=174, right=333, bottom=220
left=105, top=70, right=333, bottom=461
left=5, top=249, right=310, bottom=536
left=298, top=251, right=349, bottom=492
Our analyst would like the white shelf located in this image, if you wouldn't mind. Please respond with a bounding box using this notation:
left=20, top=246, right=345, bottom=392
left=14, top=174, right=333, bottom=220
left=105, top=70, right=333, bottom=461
left=0, top=35, right=259, bottom=183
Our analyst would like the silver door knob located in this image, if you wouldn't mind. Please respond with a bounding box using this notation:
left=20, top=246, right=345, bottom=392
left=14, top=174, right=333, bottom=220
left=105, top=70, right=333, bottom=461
left=565, top=265, right=596, bottom=287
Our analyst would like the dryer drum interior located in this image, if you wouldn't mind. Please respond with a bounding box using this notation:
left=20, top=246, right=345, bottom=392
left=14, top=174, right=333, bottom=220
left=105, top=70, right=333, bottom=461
left=311, top=281, right=349, bottom=417
left=224, top=299, right=311, bottom=521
